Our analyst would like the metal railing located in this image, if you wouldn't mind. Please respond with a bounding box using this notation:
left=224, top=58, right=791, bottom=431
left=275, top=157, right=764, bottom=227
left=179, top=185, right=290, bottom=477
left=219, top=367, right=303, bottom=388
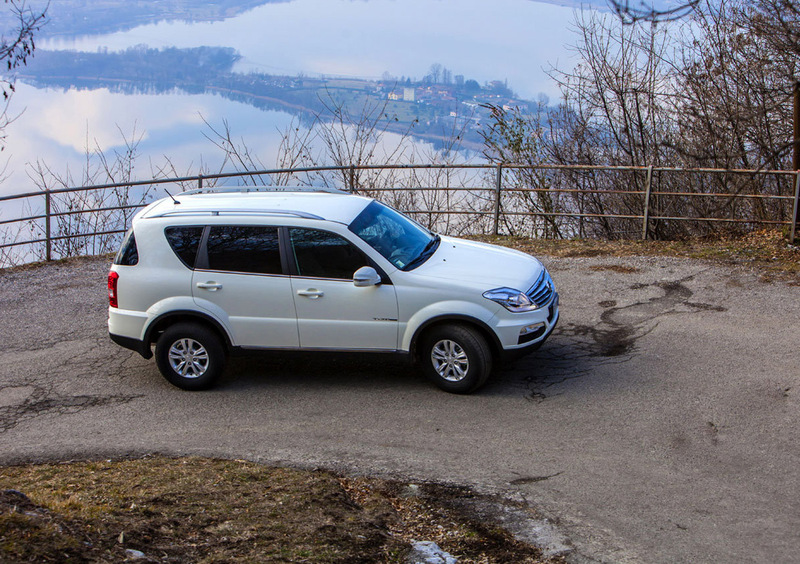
left=1, top=163, right=798, bottom=264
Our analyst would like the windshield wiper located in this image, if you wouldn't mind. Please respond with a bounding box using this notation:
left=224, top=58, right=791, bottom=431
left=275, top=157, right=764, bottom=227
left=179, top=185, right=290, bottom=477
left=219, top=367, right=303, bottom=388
left=403, top=234, right=440, bottom=271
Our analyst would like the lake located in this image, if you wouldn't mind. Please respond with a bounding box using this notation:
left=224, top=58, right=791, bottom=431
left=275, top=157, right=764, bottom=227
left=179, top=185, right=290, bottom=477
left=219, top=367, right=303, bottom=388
left=3, top=0, right=595, bottom=196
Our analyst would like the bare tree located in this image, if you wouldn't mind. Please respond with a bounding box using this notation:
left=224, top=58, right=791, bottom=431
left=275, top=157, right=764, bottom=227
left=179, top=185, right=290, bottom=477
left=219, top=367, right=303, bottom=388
left=0, top=0, right=47, bottom=148
left=480, top=103, right=569, bottom=237
left=429, top=63, right=443, bottom=84
left=23, top=126, right=181, bottom=261
left=669, top=0, right=799, bottom=225
left=746, top=0, right=800, bottom=60
left=201, top=116, right=277, bottom=186
left=609, top=0, right=699, bottom=23
left=516, top=0, right=799, bottom=239
left=543, top=11, right=682, bottom=238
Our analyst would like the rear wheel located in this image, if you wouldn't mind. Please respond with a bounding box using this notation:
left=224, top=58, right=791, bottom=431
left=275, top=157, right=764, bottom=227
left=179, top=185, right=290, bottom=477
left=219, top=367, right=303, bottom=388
left=419, top=324, right=493, bottom=394
left=155, top=323, right=225, bottom=390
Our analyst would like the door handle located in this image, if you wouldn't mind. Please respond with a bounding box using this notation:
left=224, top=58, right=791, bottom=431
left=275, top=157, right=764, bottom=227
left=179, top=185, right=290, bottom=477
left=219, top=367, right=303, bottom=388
left=296, top=289, right=324, bottom=299
left=196, top=282, right=223, bottom=291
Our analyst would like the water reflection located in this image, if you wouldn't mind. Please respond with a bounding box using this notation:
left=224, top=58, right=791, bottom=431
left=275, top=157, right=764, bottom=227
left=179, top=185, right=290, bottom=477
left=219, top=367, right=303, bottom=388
left=3, top=84, right=297, bottom=194
left=42, top=0, right=580, bottom=100
left=3, top=83, right=445, bottom=196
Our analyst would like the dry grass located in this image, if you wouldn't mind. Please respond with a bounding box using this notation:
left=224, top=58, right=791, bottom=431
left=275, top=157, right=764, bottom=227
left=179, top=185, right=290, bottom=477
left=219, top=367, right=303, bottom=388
left=0, top=456, right=562, bottom=563
left=471, top=229, right=800, bottom=282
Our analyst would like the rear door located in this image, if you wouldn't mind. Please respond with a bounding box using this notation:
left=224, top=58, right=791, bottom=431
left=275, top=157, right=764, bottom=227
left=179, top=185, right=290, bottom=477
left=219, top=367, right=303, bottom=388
left=286, top=227, right=398, bottom=350
left=191, top=225, right=299, bottom=348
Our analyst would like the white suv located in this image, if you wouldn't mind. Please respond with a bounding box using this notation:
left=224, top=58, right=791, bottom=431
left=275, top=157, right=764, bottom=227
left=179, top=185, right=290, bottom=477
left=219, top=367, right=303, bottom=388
left=108, top=187, right=559, bottom=393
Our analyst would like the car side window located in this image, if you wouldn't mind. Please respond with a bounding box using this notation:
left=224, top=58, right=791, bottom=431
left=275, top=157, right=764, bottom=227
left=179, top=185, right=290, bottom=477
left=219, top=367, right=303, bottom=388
left=114, top=229, right=138, bottom=266
left=288, top=228, right=368, bottom=280
left=206, top=225, right=282, bottom=275
left=165, top=226, right=204, bottom=268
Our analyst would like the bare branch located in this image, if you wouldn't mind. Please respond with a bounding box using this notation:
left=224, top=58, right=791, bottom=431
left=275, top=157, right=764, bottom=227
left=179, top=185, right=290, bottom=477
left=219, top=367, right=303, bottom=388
left=609, top=0, right=699, bottom=23
left=0, top=1, right=48, bottom=150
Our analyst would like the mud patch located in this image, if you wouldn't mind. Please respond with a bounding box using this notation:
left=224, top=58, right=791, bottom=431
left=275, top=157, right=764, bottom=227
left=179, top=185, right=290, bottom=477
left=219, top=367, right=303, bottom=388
left=589, top=265, right=641, bottom=274
left=507, top=274, right=726, bottom=401
left=510, top=473, right=563, bottom=485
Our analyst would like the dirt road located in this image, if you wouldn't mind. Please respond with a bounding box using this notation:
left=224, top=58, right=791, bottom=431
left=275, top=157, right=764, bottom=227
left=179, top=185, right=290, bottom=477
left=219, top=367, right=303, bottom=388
left=1, top=255, right=798, bottom=563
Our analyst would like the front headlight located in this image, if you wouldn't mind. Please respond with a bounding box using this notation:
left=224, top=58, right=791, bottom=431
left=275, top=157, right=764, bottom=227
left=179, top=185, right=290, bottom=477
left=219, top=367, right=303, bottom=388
left=483, top=287, right=539, bottom=313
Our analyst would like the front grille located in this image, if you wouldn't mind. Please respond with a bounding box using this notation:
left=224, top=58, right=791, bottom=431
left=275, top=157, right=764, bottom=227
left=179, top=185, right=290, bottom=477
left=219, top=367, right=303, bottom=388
left=527, top=269, right=554, bottom=307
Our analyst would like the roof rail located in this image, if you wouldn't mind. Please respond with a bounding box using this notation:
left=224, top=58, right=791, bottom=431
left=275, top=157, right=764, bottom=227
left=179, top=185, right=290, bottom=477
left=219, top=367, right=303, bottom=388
left=151, top=209, right=325, bottom=220
left=179, top=185, right=347, bottom=196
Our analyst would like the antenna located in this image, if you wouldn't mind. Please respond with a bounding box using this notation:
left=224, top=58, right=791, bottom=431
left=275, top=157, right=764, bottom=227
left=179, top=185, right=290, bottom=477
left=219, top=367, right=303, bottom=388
left=164, top=189, right=181, bottom=205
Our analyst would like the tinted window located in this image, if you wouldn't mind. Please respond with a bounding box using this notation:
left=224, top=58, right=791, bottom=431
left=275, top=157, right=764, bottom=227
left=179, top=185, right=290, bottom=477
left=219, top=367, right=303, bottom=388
left=114, top=229, right=138, bottom=266
left=206, top=226, right=282, bottom=275
left=289, top=228, right=368, bottom=280
left=165, top=226, right=204, bottom=268
left=348, top=201, right=435, bottom=270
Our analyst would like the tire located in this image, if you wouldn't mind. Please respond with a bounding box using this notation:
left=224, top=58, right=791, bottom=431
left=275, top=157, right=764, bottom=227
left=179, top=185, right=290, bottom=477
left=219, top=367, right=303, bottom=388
left=419, top=324, right=493, bottom=394
left=155, top=322, right=226, bottom=391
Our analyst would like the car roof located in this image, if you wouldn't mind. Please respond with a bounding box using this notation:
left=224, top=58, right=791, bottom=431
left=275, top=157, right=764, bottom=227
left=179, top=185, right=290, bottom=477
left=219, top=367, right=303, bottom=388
left=138, top=188, right=374, bottom=225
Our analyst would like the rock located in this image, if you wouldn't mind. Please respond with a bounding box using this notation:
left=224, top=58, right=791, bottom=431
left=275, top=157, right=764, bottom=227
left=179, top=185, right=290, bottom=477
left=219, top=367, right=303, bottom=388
left=406, top=540, right=457, bottom=564
left=125, top=548, right=147, bottom=560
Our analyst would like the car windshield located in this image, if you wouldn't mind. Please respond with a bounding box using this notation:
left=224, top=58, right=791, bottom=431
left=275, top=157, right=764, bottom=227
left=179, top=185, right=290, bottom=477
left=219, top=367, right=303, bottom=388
left=349, top=201, right=439, bottom=270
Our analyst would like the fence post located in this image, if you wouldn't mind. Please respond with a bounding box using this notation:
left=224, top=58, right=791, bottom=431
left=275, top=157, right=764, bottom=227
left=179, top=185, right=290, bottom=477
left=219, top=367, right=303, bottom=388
left=349, top=165, right=356, bottom=193
left=45, top=189, right=52, bottom=262
left=791, top=170, right=800, bottom=245
left=198, top=174, right=204, bottom=191
left=641, top=165, right=654, bottom=240
left=493, top=164, right=503, bottom=236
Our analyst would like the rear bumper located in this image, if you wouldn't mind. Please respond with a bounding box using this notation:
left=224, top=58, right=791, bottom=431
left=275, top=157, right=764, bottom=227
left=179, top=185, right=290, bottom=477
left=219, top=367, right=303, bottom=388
left=109, top=332, right=152, bottom=359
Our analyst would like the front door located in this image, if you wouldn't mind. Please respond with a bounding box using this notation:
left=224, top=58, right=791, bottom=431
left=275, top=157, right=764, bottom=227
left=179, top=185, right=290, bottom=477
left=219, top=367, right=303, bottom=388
left=287, top=228, right=398, bottom=350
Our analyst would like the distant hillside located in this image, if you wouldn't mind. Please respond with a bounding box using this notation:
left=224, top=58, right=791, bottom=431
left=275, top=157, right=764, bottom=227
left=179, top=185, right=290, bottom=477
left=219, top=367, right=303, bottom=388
left=0, top=0, right=287, bottom=37
left=18, top=46, right=544, bottom=150
left=20, top=46, right=241, bottom=82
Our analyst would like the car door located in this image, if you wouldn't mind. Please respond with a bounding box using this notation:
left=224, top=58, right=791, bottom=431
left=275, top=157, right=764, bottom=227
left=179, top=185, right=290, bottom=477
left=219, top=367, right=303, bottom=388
left=191, top=225, right=299, bottom=348
left=286, top=227, right=398, bottom=350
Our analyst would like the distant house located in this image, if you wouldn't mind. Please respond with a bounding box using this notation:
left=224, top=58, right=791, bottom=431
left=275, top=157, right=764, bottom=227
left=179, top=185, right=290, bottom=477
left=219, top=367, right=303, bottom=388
left=388, top=87, right=417, bottom=102
left=503, top=100, right=526, bottom=112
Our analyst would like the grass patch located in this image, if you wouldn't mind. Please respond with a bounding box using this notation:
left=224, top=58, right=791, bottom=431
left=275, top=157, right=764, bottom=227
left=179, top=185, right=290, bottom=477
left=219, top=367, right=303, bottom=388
left=0, top=456, right=561, bottom=563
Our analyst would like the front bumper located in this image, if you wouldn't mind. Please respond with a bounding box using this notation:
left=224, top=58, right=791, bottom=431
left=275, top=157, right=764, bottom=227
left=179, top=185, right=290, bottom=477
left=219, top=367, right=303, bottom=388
left=492, top=292, right=559, bottom=357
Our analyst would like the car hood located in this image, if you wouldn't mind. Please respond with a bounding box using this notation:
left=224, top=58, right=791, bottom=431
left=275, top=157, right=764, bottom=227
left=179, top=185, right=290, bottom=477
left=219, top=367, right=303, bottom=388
left=408, top=236, right=544, bottom=291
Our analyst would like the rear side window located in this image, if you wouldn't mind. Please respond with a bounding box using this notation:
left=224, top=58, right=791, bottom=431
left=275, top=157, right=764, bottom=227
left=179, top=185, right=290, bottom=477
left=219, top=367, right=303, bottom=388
left=206, top=226, right=282, bottom=275
left=289, top=228, right=368, bottom=280
left=114, top=229, right=138, bottom=266
left=165, top=226, right=204, bottom=268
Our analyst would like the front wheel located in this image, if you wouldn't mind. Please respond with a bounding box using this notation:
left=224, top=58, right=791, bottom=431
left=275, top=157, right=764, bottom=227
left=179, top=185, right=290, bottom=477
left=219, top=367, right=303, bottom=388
left=155, top=323, right=226, bottom=390
left=419, top=324, right=493, bottom=394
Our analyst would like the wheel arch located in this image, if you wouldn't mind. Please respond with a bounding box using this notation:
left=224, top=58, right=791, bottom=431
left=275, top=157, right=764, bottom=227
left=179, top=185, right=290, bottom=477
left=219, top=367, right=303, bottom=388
left=144, top=310, right=233, bottom=351
left=409, top=314, right=502, bottom=362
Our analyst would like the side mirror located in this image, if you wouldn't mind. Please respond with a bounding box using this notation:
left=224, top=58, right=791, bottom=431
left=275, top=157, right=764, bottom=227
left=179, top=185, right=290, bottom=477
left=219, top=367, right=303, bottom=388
left=353, top=266, right=381, bottom=287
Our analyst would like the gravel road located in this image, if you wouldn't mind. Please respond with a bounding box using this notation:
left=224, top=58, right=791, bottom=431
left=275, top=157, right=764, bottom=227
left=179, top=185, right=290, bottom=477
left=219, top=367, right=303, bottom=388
left=1, top=254, right=798, bottom=563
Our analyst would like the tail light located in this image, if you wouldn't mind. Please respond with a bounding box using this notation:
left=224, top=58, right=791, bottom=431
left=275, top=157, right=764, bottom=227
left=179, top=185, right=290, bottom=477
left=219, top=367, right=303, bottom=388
left=108, top=271, right=119, bottom=308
